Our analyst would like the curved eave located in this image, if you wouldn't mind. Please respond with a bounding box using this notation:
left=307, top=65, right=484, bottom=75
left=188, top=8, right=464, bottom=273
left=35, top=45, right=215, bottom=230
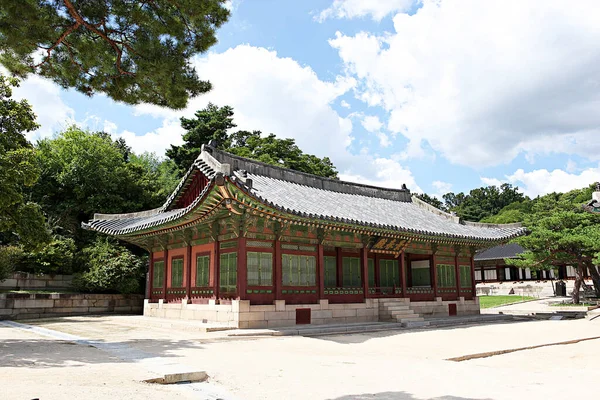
left=83, top=179, right=218, bottom=237
left=230, top=180, right=526, bottom=244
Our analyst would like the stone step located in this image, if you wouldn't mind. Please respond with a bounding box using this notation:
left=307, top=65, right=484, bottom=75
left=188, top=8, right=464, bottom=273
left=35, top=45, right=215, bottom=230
left=393, top=313, right=421, bottom=320
left=382, top=305, right=410, bottom=311
left=389, top=310, right=417, bottom=317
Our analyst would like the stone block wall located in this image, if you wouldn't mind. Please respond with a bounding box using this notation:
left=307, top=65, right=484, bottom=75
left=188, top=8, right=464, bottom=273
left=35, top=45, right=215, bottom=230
left=145, top=298, right=381, bottom=328
left=0, top=293, right=143, bottom=320
left=0, top=272, right=74, bottom=291
left=409, top=297, right=480, bottom=317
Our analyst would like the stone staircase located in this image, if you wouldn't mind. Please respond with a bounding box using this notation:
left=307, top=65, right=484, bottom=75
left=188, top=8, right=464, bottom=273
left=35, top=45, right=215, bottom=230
left=378, top=298, right=428, bottom=327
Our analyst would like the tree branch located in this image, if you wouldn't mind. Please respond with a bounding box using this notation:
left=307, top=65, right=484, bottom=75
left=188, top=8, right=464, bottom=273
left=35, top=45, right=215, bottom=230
left=62, top=0, right=135, bottom=77
left=34, top=21, right=81, bottom=68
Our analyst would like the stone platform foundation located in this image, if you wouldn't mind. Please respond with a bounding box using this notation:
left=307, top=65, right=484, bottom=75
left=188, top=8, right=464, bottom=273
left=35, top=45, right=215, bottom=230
left=144, top=297, right=480, bottom=328
left=0, top=293, right=144, bottom=320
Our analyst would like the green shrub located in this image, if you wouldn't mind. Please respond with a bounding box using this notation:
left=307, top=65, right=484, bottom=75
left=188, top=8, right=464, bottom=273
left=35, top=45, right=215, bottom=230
left=73, top=239, right=146, bottom=294
left=0, top=246, right=24, bottom=281
left=18, top=236, right=76, bottom=275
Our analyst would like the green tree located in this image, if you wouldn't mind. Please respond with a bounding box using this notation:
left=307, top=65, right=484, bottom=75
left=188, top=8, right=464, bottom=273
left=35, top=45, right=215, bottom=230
left=167, top=103, right=339, bottom=178
left=0, top=0, right=230, bottom=109
left=166, top=103, right=235, bottom=174
left=445, top=184, right=526, bottom=222
left=33, top=127, right=167, bottom=237
left=73, top=238, right=146, bottom=294
left=0, top=75, right=50, bottom=252
left=508, top=186, right=600, bottom=303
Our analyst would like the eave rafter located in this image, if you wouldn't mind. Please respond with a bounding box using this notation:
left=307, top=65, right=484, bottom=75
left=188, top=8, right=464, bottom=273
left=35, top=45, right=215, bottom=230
left=115, top=178, right=517, bottom=248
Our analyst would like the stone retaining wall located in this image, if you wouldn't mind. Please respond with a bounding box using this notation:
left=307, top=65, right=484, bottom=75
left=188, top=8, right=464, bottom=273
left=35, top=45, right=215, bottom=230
left=0, top=293, right=143, bottom=320
left=144, top=297, right=479, bottom=328
left=0, top=272, right=74, bottom=291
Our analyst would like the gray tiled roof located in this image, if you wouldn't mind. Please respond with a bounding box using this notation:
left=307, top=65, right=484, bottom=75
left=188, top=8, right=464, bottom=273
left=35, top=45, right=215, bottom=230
left=83, top=145, right=526, bottom=241
left=474, top=243, right=526, bottom=261
left=242, top=173, right=525, bottom=241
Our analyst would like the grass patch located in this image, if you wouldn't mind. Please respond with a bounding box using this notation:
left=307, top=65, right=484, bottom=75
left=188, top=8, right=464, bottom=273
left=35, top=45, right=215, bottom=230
left=479, top=295, right=536, bottom=309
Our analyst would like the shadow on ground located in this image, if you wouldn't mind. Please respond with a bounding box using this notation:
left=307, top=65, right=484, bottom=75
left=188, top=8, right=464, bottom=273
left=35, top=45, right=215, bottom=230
left=327, top=392, right=491, bottom=400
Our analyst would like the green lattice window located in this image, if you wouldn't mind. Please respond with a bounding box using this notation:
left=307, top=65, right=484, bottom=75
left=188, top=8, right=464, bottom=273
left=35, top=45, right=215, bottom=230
left=220, top=252, right=238, bottom=293
left=460, top=265, right=472, bottom=288
left=247, top=251, right=273, bottom=286
left=380, top=259, right=400, bottom=288
left=153, top=260, right=164, bottom=288
left=171, top=258, right=184, bottom=288
left=195, top=255, right=210, bottom=287
left=342, top=257, right=361, bottom=287
left=324, top=256, right=337, bottom=287
left=282, top=254, right=316, bottom=286
left=436, top=264, right=456, bottom=288
left=411, top=260, right=431, bottom=287
left=368, top=259, right=375, bottom=287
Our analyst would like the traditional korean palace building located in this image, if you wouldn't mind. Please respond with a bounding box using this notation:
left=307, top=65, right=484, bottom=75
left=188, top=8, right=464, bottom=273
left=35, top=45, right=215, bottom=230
left=84, top=143, right=526, bottom=328
left=475, top=244, right=579, bottom=283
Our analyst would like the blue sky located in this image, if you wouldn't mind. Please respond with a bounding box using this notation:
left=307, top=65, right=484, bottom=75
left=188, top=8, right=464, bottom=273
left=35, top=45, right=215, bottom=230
left=12, top=0, right=600, bottom=199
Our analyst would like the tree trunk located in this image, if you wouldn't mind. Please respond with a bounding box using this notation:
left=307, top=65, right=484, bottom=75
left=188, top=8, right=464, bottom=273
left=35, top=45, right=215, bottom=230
left=586, top=263, right=600, bottom=298
left=572, top=273, right=582, bottom=304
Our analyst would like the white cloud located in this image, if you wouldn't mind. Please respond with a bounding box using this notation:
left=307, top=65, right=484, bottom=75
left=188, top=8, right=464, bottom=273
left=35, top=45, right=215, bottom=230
left=431, top=180, right=452, bottom=198
left=339, top=157, right=422, bottom=193
left=111, top=119, right=184, bottom=156
left=482, top=166, right=600, bottom=197
left=361, top=115, right=383, bottom=132
left=480, top=177, right=503, bottom=188
left=316, top=0, right=414, bottom=22
left=340, top=100, right=351, bottom=109
left=566, top=159, right=578, bottom=173
left=9, top=74, right=75, bottom=141
left=135, top=45, right=375, bottom=171
left=329, top=0, right=600, bottom=167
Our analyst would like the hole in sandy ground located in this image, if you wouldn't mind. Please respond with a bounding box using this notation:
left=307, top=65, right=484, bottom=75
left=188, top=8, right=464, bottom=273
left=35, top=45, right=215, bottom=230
left=447, top=335, right=600, bottom=362
left=144, top=371, right=208, bottom=384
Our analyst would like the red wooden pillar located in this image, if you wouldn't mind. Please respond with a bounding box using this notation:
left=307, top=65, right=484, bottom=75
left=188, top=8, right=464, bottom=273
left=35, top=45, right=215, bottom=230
left=213, top=240, right=220, bottom=300
left=147, top=253, right=154, bottom=299
left=431, top=252, right=439, bottom=298
left=274, top=239, right=282, bottom=299
left=400, top=251, right=407, bottom=297
left=237, top=237, right=247, bottom=300
left=186, top=244, right=192, bottom=303
left=336, top=247, right=343, bottom=287
left=374, top=254, right=381, bottom=288
left=470, top=253, right=476, bottom=297
left=361, top=246, right=369, bottom=299
left=317, top=243, right=324, bottom=299
left=454, top=251, right=461, bottom=300
left=162, top=248, right=169, bottom=300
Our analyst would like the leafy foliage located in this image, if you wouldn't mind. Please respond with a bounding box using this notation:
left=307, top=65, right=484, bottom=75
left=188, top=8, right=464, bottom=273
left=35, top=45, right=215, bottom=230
left=0, top=75, right=50, bottom=250
left=444, top=184, right=525, bottom=222
left=0, top=0, right=230, bottom=109
left=33, top=127, right=172, bottom=237
left=73, top=238, right=145, bottom=294
left=167, top=103, right=338, bottom=178
left=18, top=236, right=77, bottom=275
left=0, top=246, right=23, bottom=282
left=506, top=185, right=600, bottom=303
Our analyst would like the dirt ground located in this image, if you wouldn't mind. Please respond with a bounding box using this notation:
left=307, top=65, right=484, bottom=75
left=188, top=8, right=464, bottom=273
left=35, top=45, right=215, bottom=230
left=2, top=315, right=600, bottom=400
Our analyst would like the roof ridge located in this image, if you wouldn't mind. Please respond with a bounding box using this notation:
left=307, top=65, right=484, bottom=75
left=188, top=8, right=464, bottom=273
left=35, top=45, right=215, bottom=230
left=204, top=145, right=413, bottom=202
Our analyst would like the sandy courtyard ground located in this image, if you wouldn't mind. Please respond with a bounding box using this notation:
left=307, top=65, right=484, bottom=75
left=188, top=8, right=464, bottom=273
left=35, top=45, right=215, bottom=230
left=2, top=315, right=600, bottom=400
